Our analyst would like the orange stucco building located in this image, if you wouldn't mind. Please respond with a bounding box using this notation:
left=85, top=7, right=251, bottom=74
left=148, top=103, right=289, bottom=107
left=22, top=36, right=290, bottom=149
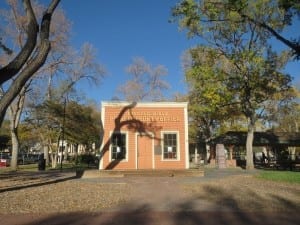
left=99, top=101, right=189, bottom=170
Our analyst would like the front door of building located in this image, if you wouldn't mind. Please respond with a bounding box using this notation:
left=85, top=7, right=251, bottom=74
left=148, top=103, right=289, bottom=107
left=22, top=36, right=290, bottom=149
left=137, top=134, right=153, bottom=169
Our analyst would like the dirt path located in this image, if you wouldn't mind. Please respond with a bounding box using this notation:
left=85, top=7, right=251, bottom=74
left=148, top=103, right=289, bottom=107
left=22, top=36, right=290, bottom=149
left=103, top=176, right=223, bottom=212
left=117, top=177, right=189, bottom=211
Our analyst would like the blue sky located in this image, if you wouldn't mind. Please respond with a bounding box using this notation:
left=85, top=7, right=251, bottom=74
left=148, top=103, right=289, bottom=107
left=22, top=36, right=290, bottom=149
left=60, top=0, right=199, bottom=103
left=2, top=0, right=298, bottom=104
left=59, top=0, right=299, bottom=105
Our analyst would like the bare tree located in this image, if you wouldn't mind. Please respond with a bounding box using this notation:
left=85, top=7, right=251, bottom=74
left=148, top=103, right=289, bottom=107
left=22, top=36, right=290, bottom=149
left=0, top=0, right=61, bottom=125
left=117, top=57, right=170, bottom=101
left=1, top=1, right=105, bottom=169
left=1, top=0, right=63, bottom=169
left=44, top=43, right=105, bottom=168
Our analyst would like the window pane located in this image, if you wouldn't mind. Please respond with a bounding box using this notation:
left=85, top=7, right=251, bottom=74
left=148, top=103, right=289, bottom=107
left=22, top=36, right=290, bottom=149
left=111, top=133, right=126, bottom=160
left=163, top=133, right=177, bottom=159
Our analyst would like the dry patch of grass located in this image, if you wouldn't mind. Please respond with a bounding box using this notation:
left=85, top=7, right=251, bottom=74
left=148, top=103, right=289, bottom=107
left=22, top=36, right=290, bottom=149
left=0, top=180, right=130, bottom=214
left=183, top=175, right=300, bottom=212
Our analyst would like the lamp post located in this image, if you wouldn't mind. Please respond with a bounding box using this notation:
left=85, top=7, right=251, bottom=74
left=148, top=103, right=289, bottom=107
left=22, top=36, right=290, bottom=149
left=60, top=98, right=66, bottom=172
left=194, top=136, right=199, bottom=165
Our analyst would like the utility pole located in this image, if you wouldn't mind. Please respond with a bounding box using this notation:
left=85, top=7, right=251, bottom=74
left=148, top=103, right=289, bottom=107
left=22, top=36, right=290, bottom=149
left=60, top=98, right=66, bottom=172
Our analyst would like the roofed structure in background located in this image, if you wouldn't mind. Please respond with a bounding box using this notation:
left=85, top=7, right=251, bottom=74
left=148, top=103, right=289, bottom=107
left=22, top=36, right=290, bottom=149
left=210, top=131, right=300, bottom=147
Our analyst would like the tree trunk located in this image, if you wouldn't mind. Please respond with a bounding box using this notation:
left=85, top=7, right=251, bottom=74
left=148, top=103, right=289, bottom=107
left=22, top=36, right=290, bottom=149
left=74, top=144, right=79, bottom=164
left=64, top=142, right=68, bottom=162
left=228, top=145, right=234, bottom=160
left=194, top=145, right=198, bottom=164
left=0, top=0, right=61, bottom=126
left=10, top=128, right=19, bottom=170
left=43, top=145, right=49, bottom=167
left=7, top=87, right=26, bottom=170
left=51, top=152, right=57, bottom=168
left=289, top=147, right=296, bottom=160
left=246, top=115, right=255, bottom=170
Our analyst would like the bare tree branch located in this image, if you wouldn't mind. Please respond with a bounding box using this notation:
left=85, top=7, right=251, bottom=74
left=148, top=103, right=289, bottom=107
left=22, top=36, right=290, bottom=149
left=240, top=13, right=300, bottom=58
left=0, top=0, right=38, bottom=84
left=0, top=0, right=61, bottom=124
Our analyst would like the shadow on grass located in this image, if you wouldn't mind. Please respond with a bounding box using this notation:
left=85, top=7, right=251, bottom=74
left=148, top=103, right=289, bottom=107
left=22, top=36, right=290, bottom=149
left=12, top=210, right=300, bottom=225
left=2, top=170, right=300, bottom=225
left=269, top=194, right=300, bottom=209
left=7, top=182, right=299, bottom=225
left=193, top=183, right=299, bottom=211
left=198, top=185, right=265, bottom=210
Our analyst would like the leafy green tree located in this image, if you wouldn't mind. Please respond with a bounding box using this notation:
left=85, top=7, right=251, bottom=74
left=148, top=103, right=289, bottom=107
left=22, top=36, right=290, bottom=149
left=227, top=0, right=300, bottom=59
left=184, top=47, right=236, bottom=141
left=172, top=0, right=300, bottom=58
left=271, top=93, right=300, bottom=160
left=269, top=89, right=300, bottom=132
left=0, top=120, right=10, bottom=136
left=172, top=0, right=294, bottom=169
left=64, top=101, right=102, bottom=163
left=18, top=122, right=40, bottom=153
left=0, top=120, right=11, bottom=151
left=25, top=99, right=61, bottom=167
left=0, top=135, right=10, bottom=151
left=25, top=99, right=102, bottom=168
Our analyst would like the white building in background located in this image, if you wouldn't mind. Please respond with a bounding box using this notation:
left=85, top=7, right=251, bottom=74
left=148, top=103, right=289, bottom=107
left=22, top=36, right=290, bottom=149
left=55, top=140, right=97, bottom=162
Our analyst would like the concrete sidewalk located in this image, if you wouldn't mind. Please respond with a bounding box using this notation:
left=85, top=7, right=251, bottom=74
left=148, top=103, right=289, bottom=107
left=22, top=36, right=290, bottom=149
left=80, top=168, right=205, bottom=178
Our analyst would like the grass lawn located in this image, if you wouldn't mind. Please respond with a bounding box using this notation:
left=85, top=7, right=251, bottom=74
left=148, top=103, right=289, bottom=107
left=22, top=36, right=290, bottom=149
left=0, top=162, right=96, bottom=173
left=256, top=170, right=300, bottom=184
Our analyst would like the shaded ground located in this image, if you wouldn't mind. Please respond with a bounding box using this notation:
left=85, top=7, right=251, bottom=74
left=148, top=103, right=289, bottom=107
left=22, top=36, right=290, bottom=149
left=2, top=211, right=299, bottom=225
left=0, top=168, right=299, bottom=225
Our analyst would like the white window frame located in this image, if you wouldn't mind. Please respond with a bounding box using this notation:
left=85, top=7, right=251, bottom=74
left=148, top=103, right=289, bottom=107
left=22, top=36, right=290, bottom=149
left=161, top=131, right=180, bottom=161
left=109, top=131, right=129, bottom=162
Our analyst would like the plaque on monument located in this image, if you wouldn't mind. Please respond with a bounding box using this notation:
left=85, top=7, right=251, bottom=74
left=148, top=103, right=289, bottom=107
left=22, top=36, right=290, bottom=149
left=216, top=144, right=226, bottom=169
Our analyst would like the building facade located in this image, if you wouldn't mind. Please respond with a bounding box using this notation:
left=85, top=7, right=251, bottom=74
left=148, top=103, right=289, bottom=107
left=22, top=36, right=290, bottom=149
left=99, top=101, right=189, bottom=170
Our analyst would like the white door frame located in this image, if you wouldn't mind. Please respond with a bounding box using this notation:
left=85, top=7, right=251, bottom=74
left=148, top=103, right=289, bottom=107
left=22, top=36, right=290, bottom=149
left=135, top=132, right=155, bottom=169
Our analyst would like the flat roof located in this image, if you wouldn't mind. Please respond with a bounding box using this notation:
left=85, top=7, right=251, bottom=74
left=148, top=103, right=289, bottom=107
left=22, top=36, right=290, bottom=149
left=210, top=131, right=300, bottom=147
left=101, top=101, right=188, bottom=108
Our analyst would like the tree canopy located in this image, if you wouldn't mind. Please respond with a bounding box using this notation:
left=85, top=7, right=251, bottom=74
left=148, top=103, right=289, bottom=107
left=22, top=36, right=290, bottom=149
left=25, top=99, right=102, bottom=152
left=172, top=0, right=295, bottom=169
left=172, top=0, right=300, bottom=59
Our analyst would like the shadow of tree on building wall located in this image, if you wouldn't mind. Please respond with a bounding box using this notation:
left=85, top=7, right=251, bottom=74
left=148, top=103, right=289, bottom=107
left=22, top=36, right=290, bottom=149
left=100, top=102, right=163, bottom=169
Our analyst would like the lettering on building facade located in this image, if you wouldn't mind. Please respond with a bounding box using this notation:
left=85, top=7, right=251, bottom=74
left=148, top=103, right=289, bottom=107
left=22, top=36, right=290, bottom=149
left=109, top=111, right=180, bottom=123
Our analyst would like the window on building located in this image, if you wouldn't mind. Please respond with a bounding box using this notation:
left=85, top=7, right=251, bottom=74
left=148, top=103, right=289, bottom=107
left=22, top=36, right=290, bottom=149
left=163, top=133, right=178, bottom=159
left=111, top=133, right=126, bottom=160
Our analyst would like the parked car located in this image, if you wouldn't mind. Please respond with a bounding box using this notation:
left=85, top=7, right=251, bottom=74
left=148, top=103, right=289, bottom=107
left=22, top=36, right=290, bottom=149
left=0, top=153, right=11, bottom=167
